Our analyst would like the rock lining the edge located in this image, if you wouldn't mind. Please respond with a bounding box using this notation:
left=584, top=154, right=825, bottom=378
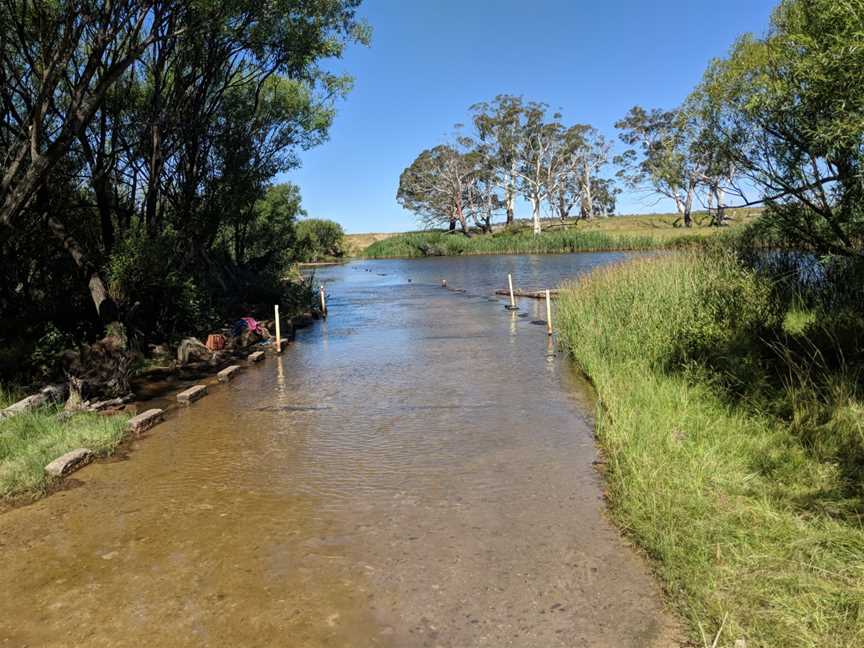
left=177, top=385, right=208, bottom=404
left=45, top=448, right=93, bottom=478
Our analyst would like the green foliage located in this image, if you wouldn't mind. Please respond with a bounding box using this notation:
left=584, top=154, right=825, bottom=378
left=219, top=182, right=305, bottom=266
left=557, top=252, right=864, bottom=647
left=28, top=324, right=77, bottom=383
left=0, top=0, right=365, bottom=385
left=695, top=0, right=864, bottom=255
left=107, top=227, right=217, bottom=342
left=0, top=408, right=129, bottom=499
left=295, top=218, right=346, bottom=261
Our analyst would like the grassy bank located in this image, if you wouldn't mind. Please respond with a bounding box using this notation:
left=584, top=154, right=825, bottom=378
left=0, top=387, right=129, bottom=499
left=556, top=253, right=864, bottom=647
left=361, top=211, right=759, bottom=258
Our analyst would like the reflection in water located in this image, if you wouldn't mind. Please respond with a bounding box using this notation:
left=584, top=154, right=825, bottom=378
left=0, top=254, right=673, bottom=648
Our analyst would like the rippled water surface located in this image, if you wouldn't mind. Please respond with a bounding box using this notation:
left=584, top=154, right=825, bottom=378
left=0, top=253, right=675, bottom=647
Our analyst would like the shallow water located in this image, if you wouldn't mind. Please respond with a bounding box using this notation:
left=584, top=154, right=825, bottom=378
left=0, top=253, right=675, bottom=647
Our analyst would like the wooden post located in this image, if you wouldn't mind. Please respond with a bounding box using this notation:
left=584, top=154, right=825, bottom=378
left=506, top=273, right=518, bottom=310
left=274, top=304, right=282, bottom=353
left=319, top=285, right=327, bottom=318
left=545, top=289, right=553, bottom=336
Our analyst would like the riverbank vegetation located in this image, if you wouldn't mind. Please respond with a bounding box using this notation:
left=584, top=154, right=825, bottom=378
left=557, top=1, right=864, bottom=644
left=0, top=2, right=361, bottom=396
left=559, top=250, right=864, bottom=647
left=362, top=210, right=758, bottom=258
left=0, top=387, right=129, bottom=499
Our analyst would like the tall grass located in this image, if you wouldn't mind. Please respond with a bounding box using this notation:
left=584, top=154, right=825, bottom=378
left=557, top=253, right=864, bottom=647
left=0, top=404, right=129, bottom=498
left=0, top=384, right=23, bottom=409
left=363, top=228, right=708, bottom=258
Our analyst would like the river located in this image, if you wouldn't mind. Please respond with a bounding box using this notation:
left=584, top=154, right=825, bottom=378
left=0, top=253, right=676, bottom=647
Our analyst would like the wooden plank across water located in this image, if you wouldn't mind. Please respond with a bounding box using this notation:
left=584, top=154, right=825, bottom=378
left=494, top=288, right=559, bottom=300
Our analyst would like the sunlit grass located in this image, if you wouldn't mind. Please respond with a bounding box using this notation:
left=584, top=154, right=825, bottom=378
left=0, top=395, right=129, bottom=499
left=557, top=253, right=864, bottom=648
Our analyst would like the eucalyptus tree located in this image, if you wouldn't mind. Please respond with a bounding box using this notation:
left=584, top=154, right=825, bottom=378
left=575, top=126, right=613, bottom=220
left=0, top=0, right=366, bottom=398
left=470, top=95, right=525, bottom=226
left=591, top=178, right=620, bottom=217
left=397, top=143, right=478, bottom=234
left=694, top=0, right=864, bottom=253
left=546, top=124, right=612, bottom=221
left=544, top=125, right=586, bottom=222
left=465, top=152, right=503, bottom=233
left=512, top=102, right=567, bottom=234
left=615, top=106, right=705, bottom=227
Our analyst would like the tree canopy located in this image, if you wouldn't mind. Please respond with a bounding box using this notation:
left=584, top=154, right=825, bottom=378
left=692, top=0, right=864, bottom=253
left=0, top=0, right=365, bottom=385
left=398, top=96, right=617, bottom=234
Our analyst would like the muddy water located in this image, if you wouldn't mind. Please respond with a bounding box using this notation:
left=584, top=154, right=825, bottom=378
left=0, top=254, right=676, bottom=647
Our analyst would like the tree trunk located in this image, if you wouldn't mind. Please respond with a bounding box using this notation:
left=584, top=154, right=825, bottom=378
left=144, top=125, right=162, bottom=236
left=531, top=195, right=542, bottom=235
left=455, top=202, right=468, bottom=234
left=683, top=185, right=695, bottom=227
left=582, top=160, right=593, bottom=220
left=94, top=172, right=115, bottom=254
left=47, top=215, right=119, bottom=325
left=505, top=182, right=515, bottom=225
left=715, top=187, right=726, bottom=226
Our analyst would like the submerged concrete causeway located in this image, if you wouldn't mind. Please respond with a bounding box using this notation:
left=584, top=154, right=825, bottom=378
left=0, top=255, right=676, bottom=647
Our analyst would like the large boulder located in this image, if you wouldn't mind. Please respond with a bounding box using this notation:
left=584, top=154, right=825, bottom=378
left=176, top=338, right=213, bottom=365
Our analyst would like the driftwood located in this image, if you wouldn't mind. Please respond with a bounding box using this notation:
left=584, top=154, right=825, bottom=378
left=494, top=288, right=559, bottom=300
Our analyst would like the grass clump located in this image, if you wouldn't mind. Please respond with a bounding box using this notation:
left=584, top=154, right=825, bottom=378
left=556, top=252, right=864, bottom=647
left=0, top=403, right=129, bottom=499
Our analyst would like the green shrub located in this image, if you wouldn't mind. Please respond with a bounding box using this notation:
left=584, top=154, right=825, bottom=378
left=296, top=219, right=345, bottom=261
left=108, top=226, right=217, bottom=342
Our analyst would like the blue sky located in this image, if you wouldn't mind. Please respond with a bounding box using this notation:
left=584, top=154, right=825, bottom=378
left=285, top=0, right=778, bottom=233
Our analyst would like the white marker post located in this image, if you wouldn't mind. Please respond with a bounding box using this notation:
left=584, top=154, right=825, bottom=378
left=506, top=273, right=518, bottom=310
left=319, top=285, right=327, bottom=318
left=274, top=304, right=282, bottom=353
left=545, top=289, right=553, bottom=336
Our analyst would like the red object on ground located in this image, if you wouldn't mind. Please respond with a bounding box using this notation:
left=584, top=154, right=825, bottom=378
left=206, top=334, right=225, bottom=351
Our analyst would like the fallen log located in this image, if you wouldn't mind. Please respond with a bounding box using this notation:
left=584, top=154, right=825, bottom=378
left=494, top=288, right=559, bottom=300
